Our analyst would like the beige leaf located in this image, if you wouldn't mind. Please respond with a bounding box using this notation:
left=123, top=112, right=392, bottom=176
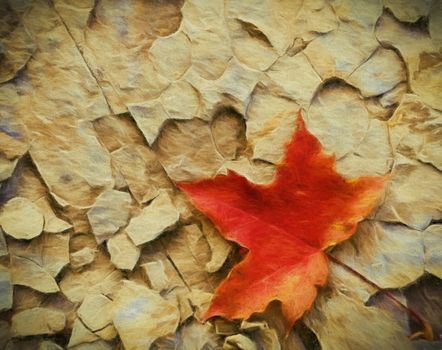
left=38, top=340, right=64, bottom=350
left=330, top=0, right=382, bottom=29
left=94, top=324, right=117, bottom=341
left=389, top=94, right=442, bottom=171
left=240, top=321, right=281, bottom=350
left=149, top=31, right=191, bottom=81
left=0, top=0, right=109, bottom=140
left=34, top=197, right=72, bottom=234
left=224, top=334, right=257, bottom=350
left=12, top=286, right=44, bottom=313
left=219, top=157, right=276, bottom=185
left=29, top=119, right=114, bottom=208
left=87, top=190, right=132, bottom=243
left=60, top=252, right=123, bottom=303
left=304, top=22, right=378, bottom=79
left=112, top=280, right=180, bottom=350
left=70, top=247, right=97, bottom=270
left=183, top=57, right=263, bottom=118
left=179, top=320, right=221, bottom=350
left=10, top=255, right=59, bottom=293
left=111, top=145, right=172, bottom=204
left=347, top=48, right=406, bottom=97
left=69, top=340, right=114, bottom=350
left=305, top=291, right=413, bottom=350
left=336, top=119, right=393, bottom=177
left=332, top=220, right=424, bottom=289
left=375, top=160, right=442, bottom=230
left=68, top=319, right=100, bottom=348
left=266, top=52, right=322, bottom=109
left=246, top=84, right=299, bottom=163
left=306, top=84, right=370, bottom=159
left=154, top=118, right=224, bottom=182
left=429, top=1, right=442, bottom=49
left=0, top=119, right=28, bottom=160
left=0, top=197, right=44, bottom=240
left=9, top=232, right=69, bottom=277
left=376, top=12, right=441, bottom=111
left=125, top=191, right=179, bottom=246
left=201, top=219, right=232, bottom=273
left=379, top=83, right=408, bottom=108
left=78, top=294, right=113, bottom=332
left=107, top=232, right=140, bottom=270
left=11, top=307, right=65, bottom=337
left=181, top=0, right=232, bottom=80
left=165, top=224, right=219, bottom=292
left=224, top=0, right=302, bottom=56
left=225, top=17, right=279, bottom=71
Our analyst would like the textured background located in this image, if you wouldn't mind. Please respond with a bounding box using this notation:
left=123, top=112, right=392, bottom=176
left=0, top=0, right=441, bottom=349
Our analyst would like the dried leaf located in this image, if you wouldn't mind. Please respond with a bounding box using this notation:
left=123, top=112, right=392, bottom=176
left=246, top=84, right=299, bottom=163
left=87, top=190, right=132, bottom=243
left=10, top=255, right=59, bottom=293
left=154, top=118, right=225, bottom=182
left=60, top=252, right=123, bottom=303
left=347, top=48, right=406, bottom=97
left=266, top=52, right=322, bottom=109
left=29, top=119, right=114, bottom=208
left=388, top=94, right=442, bottom=171
left=78, top=294, right=113, bottom=332
left=306, top=84, right=370, bottom=159
left=305, top=291, right=412, bottom=350
left=111, top=145, right=172, bottom=204
left=165, top=320, right=221, bottom=350
left=0, top=197, right=44, bottom=240
left=332, top=220, right=424, bottom=289
left=125, top=191, right=179, bottom=246
left=375, top=160, right=442, bottom=230
left=112, top=280, right=180, bottom=350
left=224, top=334, right=257, bottom=350
left=178, top=113, right=386, bottom=329
left=376, top=11, right=442, bottom=111
left=68, top=319, right=100, bottom=348
left=107, top=232, right=140, bottom=271
left=304, top=22, right=378, bottom=79
left=11, top=307, right=65, bottom=337
left=70, top=247, right=97, bottom=270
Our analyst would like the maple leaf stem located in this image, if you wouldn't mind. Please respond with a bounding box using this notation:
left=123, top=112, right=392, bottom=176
left=327, top=254, right=433, bottom=340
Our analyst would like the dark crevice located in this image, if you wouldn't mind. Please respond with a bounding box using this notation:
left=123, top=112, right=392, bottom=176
left=382, top=8, right=430, bottom=34
left=0, top=155, right=25, bottom=205
left=87, top=0, right=101, bottom=28
left=236, top=19, right=273, bottom=48
left=294, top=322, right=321, bottom=350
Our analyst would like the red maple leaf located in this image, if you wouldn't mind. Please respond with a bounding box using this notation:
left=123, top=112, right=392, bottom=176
left=177, top=111, right=387, bottom=329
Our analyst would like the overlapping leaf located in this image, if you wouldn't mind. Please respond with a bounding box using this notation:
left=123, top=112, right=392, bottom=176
left=178, top=112, right=387, bottom=329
